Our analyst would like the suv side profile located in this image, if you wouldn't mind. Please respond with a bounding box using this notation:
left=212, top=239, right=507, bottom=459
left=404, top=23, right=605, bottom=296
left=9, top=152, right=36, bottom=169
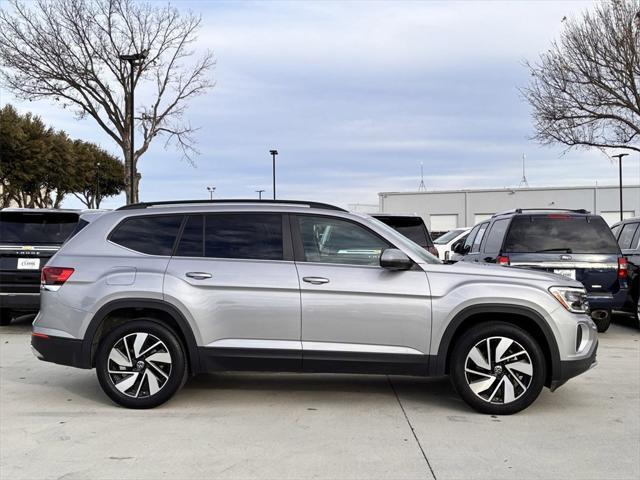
left=611, top=217, right=640, bottom=323
left=455, top=209, right=628, bottom=332
left=32, top=200, right=597, bottom=414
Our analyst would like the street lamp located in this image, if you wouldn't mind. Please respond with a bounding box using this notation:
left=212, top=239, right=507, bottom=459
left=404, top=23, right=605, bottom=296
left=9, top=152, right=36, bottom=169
left=269, top=149, right=278, bottom=199
left=119, top=51, right=148, bottom=204
left=206, top=186, right=216, bottom=200
left=612, top=153, right=629, bottom=221
left=255, top=189, right=265, bottom=200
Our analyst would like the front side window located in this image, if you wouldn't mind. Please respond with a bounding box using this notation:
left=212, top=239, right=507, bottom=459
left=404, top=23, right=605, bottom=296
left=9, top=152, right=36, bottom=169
left=617, top=223, right=639, bottom=250
left=298, top=216, right=390, bottom=266
left=204, top=213, right=283, bottom=260
left=464, top=225, right=481, bottom=250
left=110, top=215, right=184, bottom=255
left=471, top=223, right=489, bottom=253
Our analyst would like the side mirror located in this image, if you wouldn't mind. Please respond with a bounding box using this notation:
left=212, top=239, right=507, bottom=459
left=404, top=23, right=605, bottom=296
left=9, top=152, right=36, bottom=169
left=380, top=248, right=413, bottom=270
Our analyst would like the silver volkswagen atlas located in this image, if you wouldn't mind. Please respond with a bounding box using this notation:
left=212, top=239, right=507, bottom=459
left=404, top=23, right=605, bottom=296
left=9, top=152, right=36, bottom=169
left=31, top=200, right=597, bottom=414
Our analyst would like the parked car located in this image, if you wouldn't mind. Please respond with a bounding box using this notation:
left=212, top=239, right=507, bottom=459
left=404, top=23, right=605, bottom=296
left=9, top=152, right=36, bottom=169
left=610, top=217, right=640, bottom=323
left=32, top=199, right=597, bottom=414
left=453, top=209, right=627, bottom=332
left=434, top=227, right=471, bottom=261
left=371, top=214, right=439, bottom=257
left=0, top=209, right=81, bottom=325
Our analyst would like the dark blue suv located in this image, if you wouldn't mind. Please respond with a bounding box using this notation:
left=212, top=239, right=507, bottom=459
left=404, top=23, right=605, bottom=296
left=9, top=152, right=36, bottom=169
left=454, top=209, right=628, bottom=332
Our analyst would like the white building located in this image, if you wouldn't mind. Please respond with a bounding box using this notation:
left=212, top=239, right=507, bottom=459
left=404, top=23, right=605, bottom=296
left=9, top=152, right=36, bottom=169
left=379, top=184, right=640, bottom=232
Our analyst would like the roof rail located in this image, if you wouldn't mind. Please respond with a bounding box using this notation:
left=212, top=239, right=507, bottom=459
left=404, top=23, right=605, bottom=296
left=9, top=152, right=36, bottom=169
left=116, top=199, right=347, bottom=212
left=493, top=208, right=590, bottom=217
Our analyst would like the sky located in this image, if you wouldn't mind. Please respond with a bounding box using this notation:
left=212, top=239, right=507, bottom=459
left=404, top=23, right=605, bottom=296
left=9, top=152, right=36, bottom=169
left=2, top=0, right=640, bottom=210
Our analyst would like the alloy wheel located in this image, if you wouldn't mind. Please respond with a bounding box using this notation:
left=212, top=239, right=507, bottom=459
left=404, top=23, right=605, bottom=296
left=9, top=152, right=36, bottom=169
left=107, top=332, right=172, bottom=398
left=464, top=336, right=533, bottom=404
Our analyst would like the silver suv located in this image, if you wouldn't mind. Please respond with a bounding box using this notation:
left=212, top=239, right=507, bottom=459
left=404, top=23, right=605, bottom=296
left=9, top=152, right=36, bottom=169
left=32, top=200, right=598, bottom=414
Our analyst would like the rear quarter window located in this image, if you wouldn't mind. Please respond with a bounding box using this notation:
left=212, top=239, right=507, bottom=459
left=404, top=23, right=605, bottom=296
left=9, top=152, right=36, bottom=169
left=503, top=215, right=619, bottom=254
left=109, top=215, right=184, bottom=255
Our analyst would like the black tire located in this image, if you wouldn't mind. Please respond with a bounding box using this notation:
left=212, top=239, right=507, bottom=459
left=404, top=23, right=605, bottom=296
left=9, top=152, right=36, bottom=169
left=450, top=322, right=546, bottom=415
left=592, top=311, right=611, bottom=333
left=0, top=309, right=13, bottom=326
left=96, top=319, right=187, bottom=409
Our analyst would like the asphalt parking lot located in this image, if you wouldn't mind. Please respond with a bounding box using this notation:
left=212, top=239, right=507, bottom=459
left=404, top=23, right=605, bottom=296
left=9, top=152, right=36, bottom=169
left=1, top=315, right=639, bottom=480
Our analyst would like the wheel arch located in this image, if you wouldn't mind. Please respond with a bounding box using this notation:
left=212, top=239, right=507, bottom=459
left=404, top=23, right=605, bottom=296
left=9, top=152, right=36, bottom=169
left=430, top=304, right=560, bottom=387
left=81, top=299, right=201, bottom=374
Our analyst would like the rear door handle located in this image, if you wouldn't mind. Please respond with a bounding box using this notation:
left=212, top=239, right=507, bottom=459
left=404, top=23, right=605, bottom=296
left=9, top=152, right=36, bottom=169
left=186, top=272, right=212, bottom=280
left=303, top=276, right=330, bottom=285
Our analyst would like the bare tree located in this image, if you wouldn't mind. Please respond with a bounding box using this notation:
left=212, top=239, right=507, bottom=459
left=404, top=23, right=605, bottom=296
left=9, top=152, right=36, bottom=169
left=523, top=0, right=640, bottom=154
left=0, top=0, right=214, bottom=203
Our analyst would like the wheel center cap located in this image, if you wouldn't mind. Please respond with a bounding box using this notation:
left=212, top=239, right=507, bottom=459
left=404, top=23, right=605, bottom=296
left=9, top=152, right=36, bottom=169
left=493, top=365, right=503, bottom=375
left=136, top=360, right=145, bottom=370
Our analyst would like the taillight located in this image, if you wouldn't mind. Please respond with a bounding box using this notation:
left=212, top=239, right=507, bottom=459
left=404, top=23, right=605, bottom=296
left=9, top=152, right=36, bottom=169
left=41, top=267, right=74, bottom=286
left=496, top=255, right=510, bottom=266
left=618, top=257, right=628, bottom=279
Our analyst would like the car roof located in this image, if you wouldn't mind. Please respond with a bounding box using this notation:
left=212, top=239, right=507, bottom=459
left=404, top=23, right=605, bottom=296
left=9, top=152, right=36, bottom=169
left=612, top=216, right=640, bottom=228
left=1, top=208, right=81, bottom=213
left=492, top=208, right=591, bottom=219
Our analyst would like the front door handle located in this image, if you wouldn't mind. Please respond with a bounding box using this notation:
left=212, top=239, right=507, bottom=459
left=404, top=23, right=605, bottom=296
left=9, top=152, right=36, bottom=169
left=303, top=276, right=330, bottom=285
left=186, top=272, right=212, bottom=280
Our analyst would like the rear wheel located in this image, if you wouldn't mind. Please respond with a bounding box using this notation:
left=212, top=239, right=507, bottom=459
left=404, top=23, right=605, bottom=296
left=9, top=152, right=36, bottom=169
left=450, top=322, right=546, bottom=415
left=96, top=320, right=187, bottom=409
left=591, top=310, right=611, bottom=333
left=0, top=309, right=13, bottom=326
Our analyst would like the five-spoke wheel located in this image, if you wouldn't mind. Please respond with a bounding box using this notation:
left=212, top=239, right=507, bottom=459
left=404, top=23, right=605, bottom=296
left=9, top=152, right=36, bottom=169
left=96, top=320, right=187, bottom=409
left=451, top=322, right=546, bottom=415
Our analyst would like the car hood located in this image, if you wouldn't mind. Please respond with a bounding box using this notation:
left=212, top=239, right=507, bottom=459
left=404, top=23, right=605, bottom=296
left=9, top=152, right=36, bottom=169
left=435, top=260, right=583, bottom=287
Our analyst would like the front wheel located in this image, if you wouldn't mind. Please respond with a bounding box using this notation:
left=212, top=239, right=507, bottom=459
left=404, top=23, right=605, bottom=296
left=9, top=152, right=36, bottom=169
left=450, top=322, right=546, bottom=415
left=96, top=320, right=187, bottom=409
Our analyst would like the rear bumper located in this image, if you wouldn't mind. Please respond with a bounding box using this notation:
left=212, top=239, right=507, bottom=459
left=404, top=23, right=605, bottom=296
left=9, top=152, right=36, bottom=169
left=31, top=333, right=90, bottom=369
left=550, top=340, right=598, bottom=391
left=0, top=292, right=40, bottom=311
left=587, top=289, right=627, bottom=311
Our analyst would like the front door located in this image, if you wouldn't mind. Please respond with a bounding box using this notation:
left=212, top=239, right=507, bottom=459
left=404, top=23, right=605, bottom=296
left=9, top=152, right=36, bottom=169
left=164, top=212, right=301, bottom=371
left=291, top=214, right=432, bottom=374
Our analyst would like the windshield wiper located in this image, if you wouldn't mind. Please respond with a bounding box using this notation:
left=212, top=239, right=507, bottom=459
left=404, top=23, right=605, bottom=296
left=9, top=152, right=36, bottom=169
left=534, top=248, right=572, bottom=253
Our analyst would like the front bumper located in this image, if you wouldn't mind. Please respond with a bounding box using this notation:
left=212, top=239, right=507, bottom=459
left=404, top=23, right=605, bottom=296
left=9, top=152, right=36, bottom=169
left=31, top=333, right=89, bottom=369
left=0, top=292, right=40, bottom=311
left=550, top=339, right=598, bottom=391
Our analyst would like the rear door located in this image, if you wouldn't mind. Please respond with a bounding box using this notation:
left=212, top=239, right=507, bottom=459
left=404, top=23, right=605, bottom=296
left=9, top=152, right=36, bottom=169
left=0, top=211, right=79, bottom=296
left=503, top=215, right=621, bottom=294
left=164, top=212, right=302, bottom=370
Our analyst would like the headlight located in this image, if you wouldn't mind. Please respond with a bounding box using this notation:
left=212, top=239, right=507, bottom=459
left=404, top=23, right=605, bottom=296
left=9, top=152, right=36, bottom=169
left=549, top=286, right=589, bottom=313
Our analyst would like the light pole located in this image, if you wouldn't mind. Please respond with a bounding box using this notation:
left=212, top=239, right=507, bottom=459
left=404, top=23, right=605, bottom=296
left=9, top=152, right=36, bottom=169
left=206, top=186, right=216, bottom=200
left=269, top=149, right=278, bottom=199
left=119, top=51, right=148, bottom=204
left=95, top=162, right=101, bottom=209
left=612, top=153, right=629, bottom=221
left=255, top=189, right=265, bottom=200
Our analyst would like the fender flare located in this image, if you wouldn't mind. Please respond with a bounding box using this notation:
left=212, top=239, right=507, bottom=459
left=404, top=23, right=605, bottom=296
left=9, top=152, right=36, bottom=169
left=429, top=304, right=561, bottom=383
left=81, top=298, right=201, bottom=373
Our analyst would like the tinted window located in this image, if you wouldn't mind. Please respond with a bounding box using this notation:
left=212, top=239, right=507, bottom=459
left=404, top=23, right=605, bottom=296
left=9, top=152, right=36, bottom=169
left=471, top=223, right=488, bottom=253
left=503, top=215, right=619, bottom=254
left=483, top=219, right=510, bottom=253
left=110, top=215, right=183, bottom=255
left=374, top=216, right=432, bottom=247
left=176, top=215, right=204, bottom=257
left=298, top=216, right=390, bottom=266
left=204, top=213, right=283, bottom=260
left=618, top=223, right=639, bottom=250
left=0, top=211, right=79, bottom=245
left=464, top=225, right=481, bottom=249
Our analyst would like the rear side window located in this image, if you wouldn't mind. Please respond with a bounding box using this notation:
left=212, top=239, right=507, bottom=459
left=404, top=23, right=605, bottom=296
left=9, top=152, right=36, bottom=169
left=0, top=212, right=79, bottom=245
left=483, top=219, right=510, bottom=253
left=617, top=223, right=639, bottom=250
left=110, top=215, right=184, bottom=255
left=175, top=215, right=204, bottom=257
left=503, top=215, right=619, bottom=254
left=204, top=213, right=283, bottom=260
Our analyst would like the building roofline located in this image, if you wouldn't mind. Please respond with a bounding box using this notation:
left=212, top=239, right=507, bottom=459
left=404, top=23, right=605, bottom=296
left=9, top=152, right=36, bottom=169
left=379, top=184, right=640, bottom=196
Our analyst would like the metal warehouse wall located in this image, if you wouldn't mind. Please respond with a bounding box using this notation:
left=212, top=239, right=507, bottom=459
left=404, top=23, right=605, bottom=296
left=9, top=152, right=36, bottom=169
left=378, top=185, right=640, bottom=230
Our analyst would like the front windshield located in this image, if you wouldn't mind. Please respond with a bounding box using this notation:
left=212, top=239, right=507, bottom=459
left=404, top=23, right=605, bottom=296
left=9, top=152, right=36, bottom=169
left=366, top=215, right=441, bottom=264
left=434, top=229, right=465, bottom=244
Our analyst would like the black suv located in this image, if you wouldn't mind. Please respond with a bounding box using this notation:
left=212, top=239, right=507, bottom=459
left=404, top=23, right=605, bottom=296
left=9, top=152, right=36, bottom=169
left=371, top=214, right=439, bottom=257
left=611, top=217, right=640, bottom=324
left=0, top=209, right=80, bottom=325
left=454, top=209, right=627, bottom=332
